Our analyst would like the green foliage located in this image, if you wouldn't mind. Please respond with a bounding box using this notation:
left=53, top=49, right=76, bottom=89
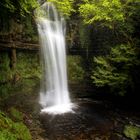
left=79, top=0, right=140, bottom=96
left=0, top=53, right=12, bottom=97
left=9, top=107, right=23, bottom=121
left=67, top=56, right=85, bottom=83
left=0, top=53, right=11, bottom=83
left=18, top=0, right=38, bottom=15
left=0, top=0, right=38, bottom=15
left=110, top=44, right=138, bottom=66
left=0, top=111, right=31, bottom=140
left=23, top=15, right=37, bottom=42
left=79, top=0, right=140, bottom=33
left=79, top=23, right=91, bottom=49
left=79, top=0, right=124, bottom=27
left=91, top=44, right=139, bottom=95
left=124, top=125, right=140, bottom=140
left=0, top=52, right=40, bottom=99
left=16, top=52, right=41, bottom=79
left=47, top=0, right=75, bottom=18
left=0, top=84, right=12, bottom=99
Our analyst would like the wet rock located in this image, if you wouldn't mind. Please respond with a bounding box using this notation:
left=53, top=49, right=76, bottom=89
left=110, top=133, right=130, bottom=140
left=95, top=137, right=101, bottom=140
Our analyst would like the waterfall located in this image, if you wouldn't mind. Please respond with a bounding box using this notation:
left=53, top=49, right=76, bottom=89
left=35, top=2, right=73, bottom=114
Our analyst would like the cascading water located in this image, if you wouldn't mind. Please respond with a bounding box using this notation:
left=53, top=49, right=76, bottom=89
left=35, top=2, right=74, bottom=114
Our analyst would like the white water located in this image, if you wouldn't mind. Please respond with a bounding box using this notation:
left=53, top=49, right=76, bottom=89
left=35, top=2, right=73, bottom=114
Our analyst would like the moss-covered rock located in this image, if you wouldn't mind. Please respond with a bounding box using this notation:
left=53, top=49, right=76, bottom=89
left=124, top=125, right=140, bottom=140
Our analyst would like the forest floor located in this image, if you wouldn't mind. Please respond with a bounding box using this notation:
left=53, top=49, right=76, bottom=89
left=0, top=80, right=140, bottom=140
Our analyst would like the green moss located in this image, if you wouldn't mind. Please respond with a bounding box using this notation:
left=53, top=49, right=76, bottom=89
left=0, top=53, right=11, bottom=83
left=0, top=84, right=12, bottom=98
left=0, top=111, right=31, bottom=140
left=0, top=52, right=41, bottom=99
left=9, top=107, right=23, bottom=121
left=0, top=130, right=17, bottom=140
left=124, top=125, right=140, bottom=140
left=16, top=52, right=41, bottom=79
left=0, top=53, right=13, bottom=97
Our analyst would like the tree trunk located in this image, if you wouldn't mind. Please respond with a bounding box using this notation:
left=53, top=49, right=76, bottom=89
left=10, top=48, right=16, bottom=69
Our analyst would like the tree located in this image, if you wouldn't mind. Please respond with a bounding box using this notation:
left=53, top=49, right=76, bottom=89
left=79, top=0, right=140, bottom=42
left=91, top=44, right=139, bottom=95
left=78, top=0, right=140, bottom=96
left=0, top=0, right=38, bottom=15
left=79, top=0, right=124, bottom=28
left=47, top=0, right=75, bottom=18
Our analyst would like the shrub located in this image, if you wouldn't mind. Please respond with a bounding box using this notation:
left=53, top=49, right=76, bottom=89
left=91, top=44, right=139, bottom=95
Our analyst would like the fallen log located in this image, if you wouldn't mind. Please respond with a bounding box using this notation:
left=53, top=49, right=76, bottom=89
left=0, top=40, right=40, bottom=50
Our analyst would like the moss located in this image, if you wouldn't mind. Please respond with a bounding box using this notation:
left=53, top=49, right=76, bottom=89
left=0, top=52, right=11, bottom=83
left=0, top=52, right=13, bottom=98
left=16, top=52, right=41, bottom=79
left=0, top=84, right=12, bottom=98
left=0, top=51, right=41, bottom=99
left=124, top=125, right=140, bottom=140
left=0, top=130, right=17, bottom=140
left=9, top=107, right=23, bottom=121
left=0, top=111, right=31, bottom=140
